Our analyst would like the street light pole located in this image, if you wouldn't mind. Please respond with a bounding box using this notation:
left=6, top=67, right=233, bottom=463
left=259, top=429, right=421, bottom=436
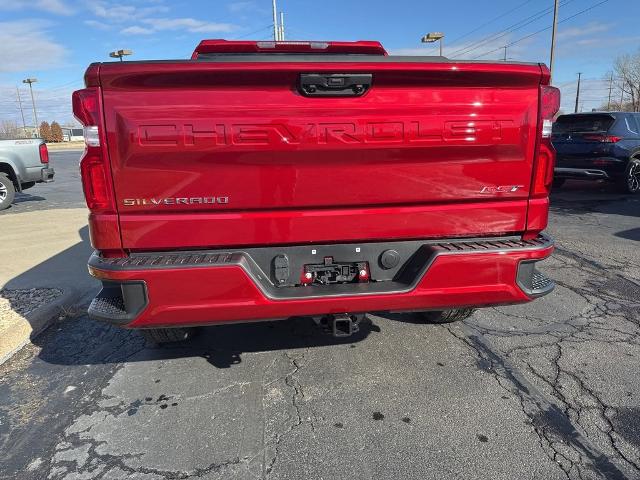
left=109, top=49, right=133, bottom=61
left=549, top=0, right=560, bottom=82
left=421, top=32, right=445, bottom=56
left=22, top=78, right=39, bottom=136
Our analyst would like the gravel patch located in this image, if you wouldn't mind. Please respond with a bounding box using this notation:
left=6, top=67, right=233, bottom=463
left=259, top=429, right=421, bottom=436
left=0, top=288, right=63, bottom=320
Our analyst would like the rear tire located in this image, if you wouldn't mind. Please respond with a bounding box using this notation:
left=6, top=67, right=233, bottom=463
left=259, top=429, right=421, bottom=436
left=552, top=178, right=566, bottom=189
left=0, top=174, right=16, bottom=210
left=417, top=308, right=475, bottom=324
left=617, top=157, right=640, bottom=194
left=142, top=328, right=196, bottom=345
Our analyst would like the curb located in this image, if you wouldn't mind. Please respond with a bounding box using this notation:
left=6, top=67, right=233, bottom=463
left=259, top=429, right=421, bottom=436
left=0, top=287, right=86, bottom=365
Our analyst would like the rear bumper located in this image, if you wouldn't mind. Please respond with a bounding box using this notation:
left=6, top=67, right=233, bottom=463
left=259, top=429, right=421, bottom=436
left=554, top=155, right=627, bottom=180
left=41, top=167, right=55, bottom=182
left=87, top=235, right=554, bottom=328
left=22, top=166, right=55, bottom=184
left=554, top=167, right=610, bottom=180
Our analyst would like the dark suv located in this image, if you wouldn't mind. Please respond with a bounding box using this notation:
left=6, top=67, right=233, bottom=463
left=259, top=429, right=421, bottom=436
left=552, top=112, right=640, bottom=193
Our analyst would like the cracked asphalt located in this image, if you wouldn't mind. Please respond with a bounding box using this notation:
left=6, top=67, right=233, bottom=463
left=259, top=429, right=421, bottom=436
left=1, top=166, right=639, bottom=479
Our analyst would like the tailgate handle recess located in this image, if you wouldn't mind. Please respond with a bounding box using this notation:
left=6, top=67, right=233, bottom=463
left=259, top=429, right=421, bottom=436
left=299, top=74, right=372, bottom=97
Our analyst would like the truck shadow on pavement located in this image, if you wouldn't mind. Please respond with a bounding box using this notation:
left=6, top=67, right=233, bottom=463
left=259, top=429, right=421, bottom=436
left=3, top=225, right=96, bottom=346
left=3, top=225, right=93, bottom=290
left=188, top=318, right=380, bottom=368
left=33, top=313, right=380, bottom=368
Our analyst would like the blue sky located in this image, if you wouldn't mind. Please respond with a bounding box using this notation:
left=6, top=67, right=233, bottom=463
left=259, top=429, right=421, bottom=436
left=1, top=0, right=638, bottom=126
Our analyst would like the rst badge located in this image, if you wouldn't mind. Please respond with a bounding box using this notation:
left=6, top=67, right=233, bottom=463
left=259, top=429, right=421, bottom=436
left=479, top=185, right=524, bottom=194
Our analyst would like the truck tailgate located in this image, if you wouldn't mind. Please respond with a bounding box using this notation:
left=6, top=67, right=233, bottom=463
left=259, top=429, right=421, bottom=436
left=98, top=60, right=544, bottom=250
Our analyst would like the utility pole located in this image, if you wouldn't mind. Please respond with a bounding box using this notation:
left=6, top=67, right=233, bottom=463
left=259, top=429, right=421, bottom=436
left=503, top=46, right=507, bottom=61
left=279, top=11, right=285, bottom=41
left=607, top=72, right=613, bottom=111
left=549, top=0, right=559, bottom=82
left=22, top=78, right=39, bottom=136
left=16, top=86, right=26, bottom=130
left=574, top=72, right=582, bottom=113
left=272, top=0, right=279, bottom=40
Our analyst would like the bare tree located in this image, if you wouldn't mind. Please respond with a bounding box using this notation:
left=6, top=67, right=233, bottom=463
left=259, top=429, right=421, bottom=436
left=613, top=50, right=640, bottom=112
left=0, top=120, right=20, bottom=139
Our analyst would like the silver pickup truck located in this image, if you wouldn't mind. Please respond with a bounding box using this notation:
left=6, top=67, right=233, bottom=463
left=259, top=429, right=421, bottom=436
left=0, top=139, right=55, bottom=210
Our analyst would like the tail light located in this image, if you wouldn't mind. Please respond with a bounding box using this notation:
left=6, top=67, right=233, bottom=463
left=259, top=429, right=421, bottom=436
left=39, top=143, right=49, bottom=164
left=531, top=85, right=560, bottom=198
left=582, top=134, right=621, bottom=143
left=72, top=87, right=115, bottom=213
left=523, top=84, right=560, bottom=240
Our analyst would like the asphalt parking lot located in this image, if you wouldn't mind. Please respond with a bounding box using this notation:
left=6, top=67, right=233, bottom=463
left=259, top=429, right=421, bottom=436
left=0, top=150, right=85, bottom=215
left=1, top=151, right=639, bottom=480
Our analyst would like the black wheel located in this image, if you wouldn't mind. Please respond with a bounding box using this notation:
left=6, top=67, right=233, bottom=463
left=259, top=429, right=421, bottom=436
left=142, top=327, right=196, bottom=345
left=416, top=308, right=475, bottom=324
left=552, top=178, right=566, bottom=189
left=618, top=157, right=640, bottom=194
left=0, top=173, right=15, bottom=210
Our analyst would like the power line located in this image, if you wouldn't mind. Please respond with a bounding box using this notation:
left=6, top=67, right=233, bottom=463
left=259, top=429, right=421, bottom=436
left=40, top=79, right=83, bottom=91
left=451, top=0, right=574, bottom=58
left=231, top=24, right=274, bottom=40
left=556, top=77, right=623, bottom=88
left=470, top=0, right=610, bottom=60
left=449, top=0, right=577, bottom=59
left=445, top=0, right=535, bottom=46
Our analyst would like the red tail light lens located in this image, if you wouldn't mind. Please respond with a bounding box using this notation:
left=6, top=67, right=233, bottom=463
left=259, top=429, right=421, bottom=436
left=531, top=143, right=555, bottom=197
left=531, top=85, right=561, bottom=198
left=540, top=86, right=561, bottom=124
left=72, top=88, right=101, bottom=127
left=80, top=152, right=112, bottom=210
left=583, top=134, right=621, bottom=143
left=72, top=87, right=115, bottom=214
left=39, top=143, right=49, bottom=164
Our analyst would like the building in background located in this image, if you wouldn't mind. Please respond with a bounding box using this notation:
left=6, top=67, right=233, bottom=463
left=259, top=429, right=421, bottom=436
left=17, top=126, right=39, bottom=139
left=61, top=127, right=84, bottom=142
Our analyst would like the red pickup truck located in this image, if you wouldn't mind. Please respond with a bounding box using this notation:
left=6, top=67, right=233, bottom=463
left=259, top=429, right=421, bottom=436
left=73, top=40, right=559, bottom=343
